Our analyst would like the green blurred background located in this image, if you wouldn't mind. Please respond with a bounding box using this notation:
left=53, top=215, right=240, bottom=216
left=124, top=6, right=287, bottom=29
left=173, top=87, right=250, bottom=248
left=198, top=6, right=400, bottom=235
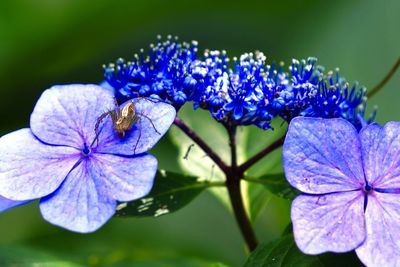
left=0, top=0, right=399, bottom=266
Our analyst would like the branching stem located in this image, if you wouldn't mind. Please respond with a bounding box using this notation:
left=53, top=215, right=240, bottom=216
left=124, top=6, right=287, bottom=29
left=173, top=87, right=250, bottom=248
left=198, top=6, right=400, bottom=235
left=239, top=135, right=285, bottom=173
left=367, top=58, right=400, bottom=98
left=225, top=124, right=258, bottom=251
left=173, top=117, right=229, bottom=174
left=175, top=117, right=289, bottom=251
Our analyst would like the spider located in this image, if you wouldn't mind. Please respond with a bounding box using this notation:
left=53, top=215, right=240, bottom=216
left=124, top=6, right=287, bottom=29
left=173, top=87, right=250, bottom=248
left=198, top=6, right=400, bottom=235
left=93, top=98, right=160, bottom=153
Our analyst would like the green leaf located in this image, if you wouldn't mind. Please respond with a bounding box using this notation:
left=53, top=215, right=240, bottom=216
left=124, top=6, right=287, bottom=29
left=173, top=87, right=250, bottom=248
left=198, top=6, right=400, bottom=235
left=170, top=107, right=290, bottom=221
left=0, top=245, right=84, bottom=267
left=246, top=183, right=272, bottom=222
left=244, top=234, right=323, bottom=267
left=246, top=173, right=300, bottom=200
left=98, top=258, right=229, bottom=267
left=169, top=106, right=234, bottom=208
left=244, top=234, right=363, bottom=267
left=243, top=120, right=287, bottom=177
left=115, top=170, right=218, bottom=217
left=241, top=119, right=287, bottom=221
left=0, top=244, right=230, bottom=267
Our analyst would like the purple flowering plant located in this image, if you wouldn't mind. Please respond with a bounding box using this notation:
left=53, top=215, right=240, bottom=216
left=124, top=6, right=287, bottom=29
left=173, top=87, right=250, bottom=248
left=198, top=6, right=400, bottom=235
left=0, top=84, right=175, bottom=232
left=284, top=117, right=400, bottom=266
left=1, top=36, right=399, bottom=266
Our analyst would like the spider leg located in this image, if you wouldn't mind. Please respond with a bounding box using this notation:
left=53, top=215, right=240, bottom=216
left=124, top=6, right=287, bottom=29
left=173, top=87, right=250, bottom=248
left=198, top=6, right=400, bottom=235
left=93, top=111, right=111, bottom=147
left=134, top=97, right=162, bottom=106
left=114, top=98, right=122, bottom=118
left=114, top=98, right=120, bottom=108
left=92, top=110, right=118, bottom=147
left=131, top=97, right=164, bottom=135
left=133, top=117, right=142, bottom=154
left=110, top=110, right=117, bottom=124
left=142, top=96, right=161, bottom=104
left=139, top=113, right=161, bottom=135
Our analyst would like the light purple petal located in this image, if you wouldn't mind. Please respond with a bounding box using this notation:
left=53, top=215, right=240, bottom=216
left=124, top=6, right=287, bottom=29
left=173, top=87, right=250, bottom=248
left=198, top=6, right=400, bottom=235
left=30, top=84, right=115, bottom=149
left=39, top=159, right=116, bottom=233
left=0, top=129, right=79, bottom=200
left=356, top=192, right=400, bottom=267
left=360, top=122, right=400, bottom=189
left=0, top=195, right=28, bottom=212
left=90, top=153, right=157, bottom=201
left=291, top=191, right=365, bottom=254
left=359, top=123, right=382, bottom=186
left=95, top=98, right=176, bottom=155
left=99, top=80, right=115, bottom=92
left=283, top=117, right=364, bottom=194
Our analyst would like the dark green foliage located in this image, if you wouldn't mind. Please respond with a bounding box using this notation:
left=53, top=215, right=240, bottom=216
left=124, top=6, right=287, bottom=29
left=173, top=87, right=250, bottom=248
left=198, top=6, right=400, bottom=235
left=115, top=170, right=214, bottom=217
left=244, top=234, right=363, bottom=267
left=251, top=174, right=301, bottom=200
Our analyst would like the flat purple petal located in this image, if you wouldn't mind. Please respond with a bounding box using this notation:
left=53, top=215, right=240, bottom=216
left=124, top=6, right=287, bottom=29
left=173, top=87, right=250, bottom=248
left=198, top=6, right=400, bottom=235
left=0, top=129, right=79, bottom=200
left=291, top=191, right=365, bottom=254
left=356, top=192, right=400, bottom=267
left=99, top=80, right=115, bottom=92
left=359, top=123, right=382, bottom=186
left=30, top=84, right=115, bottom=149
left=0, top=195, right=27, bottom=212
left=283, top=117, right=364, bottom=194
left=95, top=98, right=176, bottom=155
left=39, top=159, right=116, bottom=233
left=360, top=122, right=400, bottom=189
left=90, top=153, right=157, bottom=201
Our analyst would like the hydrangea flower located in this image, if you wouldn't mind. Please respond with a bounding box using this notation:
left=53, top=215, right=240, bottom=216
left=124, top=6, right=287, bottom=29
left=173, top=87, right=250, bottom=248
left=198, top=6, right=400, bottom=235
left=0, top=84, right=176, bottom=233
left=104, top=35, right=198, bottom=107
left=104, top=36, right=374, bottom=130
left=283, top=117, right=400, bottom=267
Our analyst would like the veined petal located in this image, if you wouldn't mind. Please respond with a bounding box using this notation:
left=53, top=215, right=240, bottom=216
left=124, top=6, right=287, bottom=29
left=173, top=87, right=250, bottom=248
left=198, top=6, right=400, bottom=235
left=291, top=191, right=365, bottom=254
left=90, top=153, right=157, bottom=202
left=356, top=192, right=400, bottom=267
left=283, top=117, right=364, bottom=194
left=0, top=195, right=28, bottom=212
left=95, top=98, right=176, bottom=155
left=0, top=129, right=79, bottom=200
left=360, top=122, right=400, bottom=189
left=39, top=159, right=116, bottom=233
left=30, top=84, right=115, bottom=149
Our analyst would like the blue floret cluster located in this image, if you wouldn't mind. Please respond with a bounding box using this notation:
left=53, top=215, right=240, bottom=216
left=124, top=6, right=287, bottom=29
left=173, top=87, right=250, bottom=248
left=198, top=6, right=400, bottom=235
left=104, top=35, right=375, bottom=130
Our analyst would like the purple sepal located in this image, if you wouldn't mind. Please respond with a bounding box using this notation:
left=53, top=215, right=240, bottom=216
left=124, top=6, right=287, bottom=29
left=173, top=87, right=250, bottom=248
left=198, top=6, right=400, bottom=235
left=283, top=117, right=364, bottom=194
left=291, top=191, right=365, bottom=254
left=0, top=128, right=79, bottom=200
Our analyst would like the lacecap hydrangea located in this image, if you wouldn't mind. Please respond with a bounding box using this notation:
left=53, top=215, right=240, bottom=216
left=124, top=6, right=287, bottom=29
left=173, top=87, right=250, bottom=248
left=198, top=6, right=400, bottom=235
left=104, top=35, right=375, bottom=130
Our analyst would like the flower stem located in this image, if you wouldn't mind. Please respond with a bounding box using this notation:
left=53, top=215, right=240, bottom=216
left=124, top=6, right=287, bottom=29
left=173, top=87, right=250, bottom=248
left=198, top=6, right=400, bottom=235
left=239, top=135, right=285, bottom=173
left=367, top=57, right=400, bottom=98
left=173, top=117, right=229, bottom=174
left=226, top=178, right=258, bottom=251
left=225, top=125, right=258, bottom=251
left=173, top=117, right=258, bottom=251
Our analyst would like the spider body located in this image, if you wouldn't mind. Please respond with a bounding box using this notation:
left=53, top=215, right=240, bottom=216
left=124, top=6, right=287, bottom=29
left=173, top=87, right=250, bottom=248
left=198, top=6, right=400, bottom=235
left=93, top=98, right=160, bottom=153
left=111, top=101, right=138, bottom=138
